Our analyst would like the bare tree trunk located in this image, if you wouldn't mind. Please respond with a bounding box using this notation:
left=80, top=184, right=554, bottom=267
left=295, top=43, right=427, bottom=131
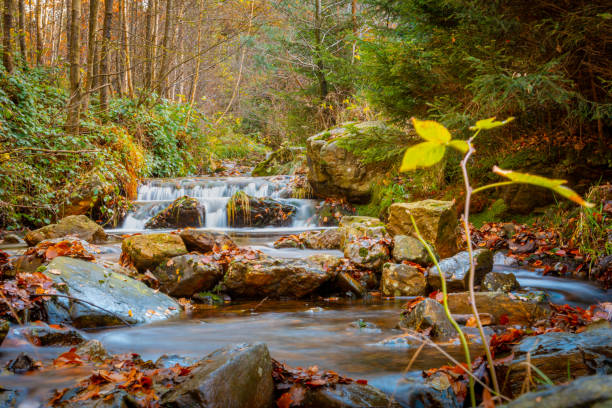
left=64, top=0, right=70, bottom=60
left=2, top=0, right=15, bottom=72
left=314, top=0, right=328, bottom=100
left=65, top=0, right=81, bottom=134
left=157, top=0, right=172, bottom=98
left=83, top=0, right=99, bottom=112
left=144, top=0, right=154, bottom=90
left=99, top=0, right=113, bottom=113
left=34, top=0, right=42, bottom=65
left=120, top=0, right=133, bottom=97
left=16, top=0, right=26, bottom=65
left=185, top=0, right=203, bottom=126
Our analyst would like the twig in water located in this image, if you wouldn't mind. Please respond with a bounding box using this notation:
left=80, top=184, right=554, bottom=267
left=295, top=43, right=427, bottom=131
left=251, top=296, right=268, bottom=312
left=0, top=291, right=23, bottom=325
left=401, top=331, right=511, bottom=404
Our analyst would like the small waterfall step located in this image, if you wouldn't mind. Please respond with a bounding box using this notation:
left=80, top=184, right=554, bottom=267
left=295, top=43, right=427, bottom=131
left=110, top=176, right=322, bottom=233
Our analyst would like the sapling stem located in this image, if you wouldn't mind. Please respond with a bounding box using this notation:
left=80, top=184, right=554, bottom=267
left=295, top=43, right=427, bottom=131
left=408, top=214, right=476, bottom=408
left=460, top=130, right=501, bottom=396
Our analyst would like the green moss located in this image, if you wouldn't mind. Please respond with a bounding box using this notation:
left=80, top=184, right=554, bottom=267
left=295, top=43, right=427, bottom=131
left=469, top=199, right=508, bottom=228
left=359, top=247, right=369, bottom=258
left=357, top=183, right=409, bottom=218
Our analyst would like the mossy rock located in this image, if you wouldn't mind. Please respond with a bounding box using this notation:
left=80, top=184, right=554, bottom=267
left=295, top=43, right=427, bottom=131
left=121, top=233, right=187, bottom=272
left=387, top=200, right=458, bottom=258
left=306, top=121, right=416, bottom=203
left=24, top=215, right=107, bottom=246
left=145, top=196, right=205, bottom=229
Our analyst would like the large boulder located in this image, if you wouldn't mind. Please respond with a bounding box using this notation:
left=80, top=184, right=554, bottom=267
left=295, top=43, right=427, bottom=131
left=427, top=249, right=493, bottom=292
left=43, top=257, right=180, bottom=328
left=179, top=229, right=235, bottom=253
left=24, top=215, right=107, bottom=246
left=161, top=343, right=274, bottom=408
left=227, top=193, right=297, bottom=227
left=446, top=292, right=550, bottom=326
left=400, top=298, right=456, bottom=340
left=224, top=255, right=335, bottom=298
left=381, top=263, right=427, bottom=297
left=306, top=121, right=412, bottom=202
left=392, top=235, right=434, bottom=265
left=503, top=329, right=612, bottom=398
left=503, top=375, right=612, bottom=408
left=387, top=200, right=458, bottom=258
left=252, top=146, right=307, bottom=176
left=153, top=254, right=223, bottom=298
left=145, top=196, right=205, bottom=229
left=121, top=233, right=187, bottom=272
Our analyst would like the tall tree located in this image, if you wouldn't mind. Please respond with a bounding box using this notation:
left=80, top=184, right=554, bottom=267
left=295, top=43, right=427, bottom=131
left=83, top=0, right=99, bottom=111
left=34, top=0, right=43, bottom=65
left=144, top=0, right=155, bottom=90
left=65, top=0, right=81, bottom=134
left=2, top=0, right=15, bottom=72
left=314, top=0, right=328, bottom=99
left=99, top=0, right=113, bottom=113
left=120, top=0, right=133, bottom=97
left=157, top=0, right=173, bottom=97
left=16, top=0, right=26, bottom=65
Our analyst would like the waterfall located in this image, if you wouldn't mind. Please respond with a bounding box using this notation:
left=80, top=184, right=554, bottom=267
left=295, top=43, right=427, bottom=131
left=112, top=176, right=319, bottom=232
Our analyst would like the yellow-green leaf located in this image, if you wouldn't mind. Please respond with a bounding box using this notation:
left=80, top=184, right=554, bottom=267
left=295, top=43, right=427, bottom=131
left=493, top=166, right=594, bottom=208
left=400, top=142, right=446, bottom=172
left=469, top=117, right=515, bottom=131
left=448, top=140, right=469, bottom=153
left=412, top=118, right=451, bottom=143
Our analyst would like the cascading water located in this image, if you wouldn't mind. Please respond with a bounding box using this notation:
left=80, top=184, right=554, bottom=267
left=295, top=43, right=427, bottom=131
left=111, top=176, right=320, bottom=233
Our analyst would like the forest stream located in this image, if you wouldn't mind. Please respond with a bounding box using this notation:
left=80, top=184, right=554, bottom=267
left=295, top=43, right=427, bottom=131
left=1, top=176, right=610, bottom=407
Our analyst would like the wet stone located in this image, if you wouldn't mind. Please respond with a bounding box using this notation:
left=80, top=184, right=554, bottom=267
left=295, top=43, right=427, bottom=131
left=381, top=263, right=427, bottom=297
left=504, top=374, right=612, bottom=408
left=483, top=271, right=520, bottom=292
left=427, top=249, right=493, bottom=292
left=446, top=292, right=550, bottom=326
left=503, top=328, right=612, bottom=397
left=179, top=230, right=235, bottom=253
left=44, top=256, right=181, bottom=328
left=300, top=383, right=402, bottom=408
left=16, top=322, right=86, bottom=347
left=400, top=298, right=456, bottom=341
left=7, top=353, right=37, bottom=374
left=392, top=235, right=433, bottom=266
left=121, top=233, right=187, bottom=272
left=336, top=271, right=366, bottom=298
left=153, top=254, right=224, bottom=298
left=160, top=343, right=274, bottom=408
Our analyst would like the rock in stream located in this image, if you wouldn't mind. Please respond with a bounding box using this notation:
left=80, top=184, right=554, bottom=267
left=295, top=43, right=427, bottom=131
left=43, top=257, right=180, bottom=328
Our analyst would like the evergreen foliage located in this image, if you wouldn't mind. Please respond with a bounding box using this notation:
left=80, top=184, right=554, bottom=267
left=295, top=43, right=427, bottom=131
left=361, top=0, right=612, bottom=141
